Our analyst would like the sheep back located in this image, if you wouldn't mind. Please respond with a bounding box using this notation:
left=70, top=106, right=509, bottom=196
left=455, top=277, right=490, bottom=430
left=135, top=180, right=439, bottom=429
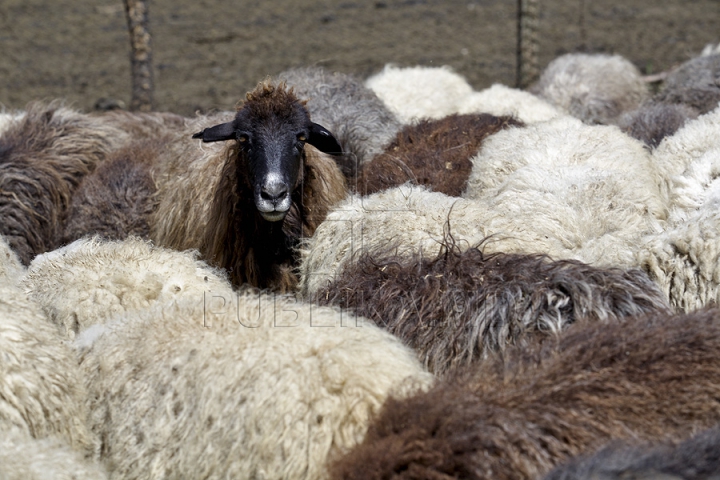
left=314, top=243, right=670, bottom=376
left=357, top=113, right=522, bottom=197
left=531, top=53, right=649, bottom=125
left=330, top=307, right=720, bottom=480
left=457, top=84, right=565, bottom=124
left=0, top=102, right=128, bottom=265
left=654, top=53, right=720, bottom=114
left=20, top=236, right=231, bottom=338
left=62, top=137, right=166, bottom=244
left=78, top=291, right=432, bottom=480
left=365, top=64, right=473, bottom=123
left=618, top=102, right=699, bottom=149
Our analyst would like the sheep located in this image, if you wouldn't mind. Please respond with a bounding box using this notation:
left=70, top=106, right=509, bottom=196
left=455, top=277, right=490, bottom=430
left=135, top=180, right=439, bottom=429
left=278, top=66, right=402, bottom=179
left=651, top=104, right=720, bottom=203
left=0, top=281, right=97, bottom=455
left=543, top=427, right=720, bottom=480
left=314, top=239, right=670, bottom=376
left=0, top=101, right=129, bottom=265
left=530, top=53, right=649, bottom=125
left=20, top=236, right=231, bottom=338
left=61, top=137, right=169, bottom=244
left=617, top=102, right=699, bottom=149
left=457, top=84, right=566, bottom=124
left=638, top=149, right=720, bottom=312
left=365, top=64, right=474, bottom=123
left=0, top=111, right=25, bottom=134
left=299, top=177, right=664, bottom=297
left=0, top=234, right=24, bottom=283
left=329, top=307, right=720, bottom=480
left=0, top=430, right=108, bottom=480
left=356, top=113, right=522, bottom=197
left=464, top=116, right=664, bottom=201
left=654, top=52, right=720, bottom=114
left=77, top=290, right=433, bottom=480
left=150, top=80, right=348, bottom=291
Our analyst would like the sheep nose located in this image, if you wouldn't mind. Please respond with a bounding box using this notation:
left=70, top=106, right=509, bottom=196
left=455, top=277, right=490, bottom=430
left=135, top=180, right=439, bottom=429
left=260, top=181, right=288, bottom=203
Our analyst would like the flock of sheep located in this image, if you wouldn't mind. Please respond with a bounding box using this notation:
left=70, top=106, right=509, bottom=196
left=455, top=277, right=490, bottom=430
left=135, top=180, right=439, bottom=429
left=1, top=42, right=720, bottom=480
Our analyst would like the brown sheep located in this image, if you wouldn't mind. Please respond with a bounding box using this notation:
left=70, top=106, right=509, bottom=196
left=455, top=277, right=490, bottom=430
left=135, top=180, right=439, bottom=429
left=61, top=137, right=169, bottom=244
left=151, top=80, right=348, bottom=291
left=0, top=102, right=128, bottom=264
left=356, top=113, right=521, bottom=197
left=329, top=307, right=720, bottom=480
left=543, top=426, right=720, bottom=480
left=314, top=240, right=670, bottom=376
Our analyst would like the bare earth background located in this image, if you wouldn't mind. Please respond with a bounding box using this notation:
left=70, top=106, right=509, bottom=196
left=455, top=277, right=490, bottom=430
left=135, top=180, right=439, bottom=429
left=0, top=0, right=718, bottom=116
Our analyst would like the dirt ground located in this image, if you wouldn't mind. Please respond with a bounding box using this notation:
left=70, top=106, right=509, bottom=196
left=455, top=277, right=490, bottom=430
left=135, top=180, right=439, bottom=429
left=0, top=0, right=718, bottom=116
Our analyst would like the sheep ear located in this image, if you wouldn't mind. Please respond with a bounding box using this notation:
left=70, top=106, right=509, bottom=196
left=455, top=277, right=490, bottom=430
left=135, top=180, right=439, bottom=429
left=307, top=123, right=343, bottom=156
left=191, top=122, right=236, bottom=142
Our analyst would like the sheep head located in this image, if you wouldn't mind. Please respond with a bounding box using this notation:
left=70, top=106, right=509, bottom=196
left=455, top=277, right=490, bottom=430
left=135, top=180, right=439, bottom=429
left=192, top=81, right=342, bottom=222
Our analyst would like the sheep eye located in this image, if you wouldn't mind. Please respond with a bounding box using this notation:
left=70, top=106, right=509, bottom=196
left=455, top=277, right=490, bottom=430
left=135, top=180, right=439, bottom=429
left=237, top=135, right=248, bottom=143
left=297, top=134, right=307, bottom=142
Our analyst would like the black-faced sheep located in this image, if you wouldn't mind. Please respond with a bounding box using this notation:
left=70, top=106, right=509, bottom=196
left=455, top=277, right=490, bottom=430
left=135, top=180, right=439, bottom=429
left=314, top=241, right=670, bottom=376
left=20, top=236, right=231, bottom=338
left=654, top=52, right=720, bottom=114
left=278, top=66, right=402, bottom=179
left=329, top=307, right=720, bottom=480
left=365, top=64, right=474, bottom=123
left=618, top=102, right=699, bottom=149
left=0, top=281, right=97, bottom=456
left=356, top=113, right=522, bottom=197
left=150, top=80, right=348, bottom=291
left=543, top=427, right=720, bottom=480
left=0, top=102, right=128, bottom=265
left=61, top=137, right=170, bottom=244
left=0, top=430, right=108, bottom=480
left=530, top=53, right=649, bottom=125
left=76, top=290, right=432, bottom=480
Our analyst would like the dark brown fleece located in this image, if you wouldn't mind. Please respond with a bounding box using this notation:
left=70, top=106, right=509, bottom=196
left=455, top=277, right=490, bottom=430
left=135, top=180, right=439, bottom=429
left=356, top=113, right=522, bottom=196
left=61, top=137, right=168, bottom=244
left=315, top=242, right=670, bottom=375
left=200, top=82, right=347, bottom=292
left=330, top=308, right=720, bottom=480
left=0, top=102, right=126, bottom=264
left=544, top=426, right=720, bottom=480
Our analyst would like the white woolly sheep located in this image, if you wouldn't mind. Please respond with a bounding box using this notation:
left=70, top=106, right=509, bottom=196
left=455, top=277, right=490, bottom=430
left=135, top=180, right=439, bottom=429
left=0, top=282, right=96, bottom=455
left=20, top=236, right=231, bottom=338
left=651, top=104, right=720, bottom=200
left=365, top=64, right=474, bottom=123
left=76, top=291, right=432, bottom=480
left=457, top=83, right=565, bottom=124
left=531, top=53, right=649, bottom=125
left=278, top=66, right=402, bottom=178
left=638, top=148, right=720, bottom=312
left=0, top=430, right=108, bottom=480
